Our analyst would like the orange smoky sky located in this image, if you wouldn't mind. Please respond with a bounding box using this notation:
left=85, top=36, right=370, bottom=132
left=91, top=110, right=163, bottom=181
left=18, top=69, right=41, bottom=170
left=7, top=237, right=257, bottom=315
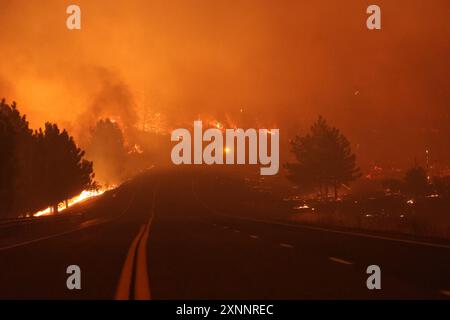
left=0, top=0, right=449, bottom=169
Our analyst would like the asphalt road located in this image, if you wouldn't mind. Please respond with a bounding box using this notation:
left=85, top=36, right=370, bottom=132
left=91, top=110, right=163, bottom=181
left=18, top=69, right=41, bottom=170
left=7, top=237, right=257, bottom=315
left=0, top=169, right=449, bottom=299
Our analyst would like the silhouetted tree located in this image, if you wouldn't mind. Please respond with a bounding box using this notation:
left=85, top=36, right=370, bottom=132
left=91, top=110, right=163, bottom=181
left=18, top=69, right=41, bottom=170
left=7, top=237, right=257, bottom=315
left=284, top=163, right=318, bottom=195
left=0, top=99, right=95, bottom=217
left=285, top=116, right=360, bottom=199
left=0, top=100, right=34, bottom=215
left=35, top=123, right=95, bottom=213
left=404, top=166, right=429, bottom=198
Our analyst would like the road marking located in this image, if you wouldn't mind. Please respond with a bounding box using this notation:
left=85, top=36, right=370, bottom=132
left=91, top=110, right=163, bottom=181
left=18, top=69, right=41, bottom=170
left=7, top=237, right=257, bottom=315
left=440, top=290, right=450, bottom=297
left=205, top=210, right=450, bottom=250
left=134, top=215, right=153, bottom=300
left=115, top=187, right=157, bottom=300
left=192, top=184, right=450, bottom=250
left=0, top=219, right=106, bottom=252
left=234, top=229, right=240, bottom=233
left=329, top=257, right=353, bottom=265
left=133, top=188, right=157, bottom=300
left=79, top=218, right=103, bottom=228
left=115, top=224, right=146, bottom=300
left=249, top=234, right=259, bottom=239
left=280, top=243, right=294, bottom=248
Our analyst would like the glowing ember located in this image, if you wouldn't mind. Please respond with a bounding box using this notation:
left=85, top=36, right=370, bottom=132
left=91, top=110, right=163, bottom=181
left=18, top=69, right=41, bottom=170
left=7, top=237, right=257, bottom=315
left=129, top=144, right=144, bottom=154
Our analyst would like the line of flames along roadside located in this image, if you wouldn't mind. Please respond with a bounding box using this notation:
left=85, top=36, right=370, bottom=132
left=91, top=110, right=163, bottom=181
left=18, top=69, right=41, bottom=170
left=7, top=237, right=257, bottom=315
left=33, top=187, right=114, bottom=217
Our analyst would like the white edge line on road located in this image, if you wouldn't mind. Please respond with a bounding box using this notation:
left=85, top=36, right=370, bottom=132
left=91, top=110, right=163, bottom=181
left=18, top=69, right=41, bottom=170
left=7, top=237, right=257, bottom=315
left=219, top=214, right=450, bottom=250
left=192, top=179, right=450, bottom=250
left=272, top=220, right=450, bottom=250
left=329, top=257, right=353, bottom=265
left=280, top=243, right=294, bottom=248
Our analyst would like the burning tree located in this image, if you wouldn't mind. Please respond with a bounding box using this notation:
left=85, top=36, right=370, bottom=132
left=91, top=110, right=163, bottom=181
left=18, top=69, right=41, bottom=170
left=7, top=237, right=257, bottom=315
left=285, top=116, right=360, bottom=199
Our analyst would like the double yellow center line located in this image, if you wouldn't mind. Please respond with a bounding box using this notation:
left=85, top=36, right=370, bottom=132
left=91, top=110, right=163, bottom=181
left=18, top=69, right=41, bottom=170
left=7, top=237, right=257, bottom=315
left=115, top=191, right=156, bottom=300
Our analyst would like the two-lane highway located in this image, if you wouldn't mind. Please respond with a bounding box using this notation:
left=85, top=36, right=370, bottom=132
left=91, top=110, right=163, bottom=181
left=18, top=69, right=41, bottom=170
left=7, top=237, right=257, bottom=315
left=0, top=169, right=449, bottom=299
left=0, top=173, right=156, bottom=299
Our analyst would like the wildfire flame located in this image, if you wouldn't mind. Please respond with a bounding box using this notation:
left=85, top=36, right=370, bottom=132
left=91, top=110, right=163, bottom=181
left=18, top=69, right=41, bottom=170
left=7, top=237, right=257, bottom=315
left=33, top=188, right=111, bottom=217
left=129, top=144, right=144, bottom=154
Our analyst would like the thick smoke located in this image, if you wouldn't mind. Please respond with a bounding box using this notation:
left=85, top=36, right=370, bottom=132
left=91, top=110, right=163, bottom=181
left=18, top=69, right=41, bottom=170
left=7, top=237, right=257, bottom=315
left=75, top=67, right=139, bottom=147
left=0, top=0, right=449, bottom=170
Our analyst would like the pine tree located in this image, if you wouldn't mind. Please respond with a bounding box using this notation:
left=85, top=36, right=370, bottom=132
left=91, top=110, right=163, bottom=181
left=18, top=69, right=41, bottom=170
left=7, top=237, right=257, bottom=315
left=0, top=100, right=34, bottom=216
left=286, top=116, right=360, bottom=199
left=0, top=99, right=96, bottom=216
left=37, top=123, right=95, bottom=213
